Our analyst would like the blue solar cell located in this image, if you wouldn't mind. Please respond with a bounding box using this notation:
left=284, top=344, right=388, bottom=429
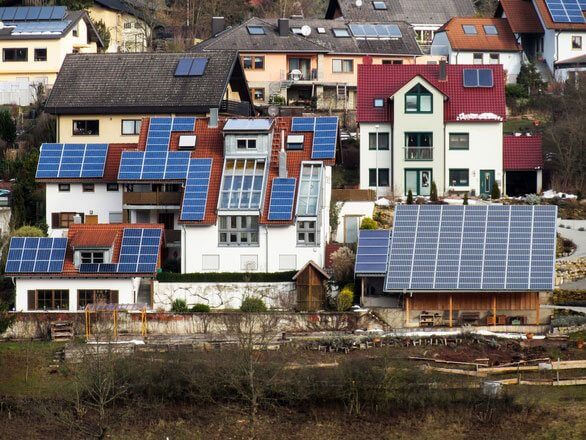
left=5, top=237, right=67, bottom=274
left=0, top=7, right=16, bottom=20
left=172, top=117, right=196, bottom=131
left=115, top=228, right=162, bottom=273
left=36, top=143, right=108, bottom=179
left=175, top=58, right=193, bottom=76
left=14, top=7, right=27, bottom=20
left=189, top=58, right=208, bottom=76
left=355, top=229, right=391, bottom=275
left=180, top=158, right=213, bottom=221
left=50, top=6, right=66, bottom=20
left=545, top=0, right=586, bottom=23
left=267, top=178, right=296, bottom=221
left=25, top=6, right=42, bottom=20
left=291, top=117, right=315, bottom=132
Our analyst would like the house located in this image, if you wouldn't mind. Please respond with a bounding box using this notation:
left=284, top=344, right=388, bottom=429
left=36, top=115, right=338, bottom=273
left=431, top=18, right=524, bottom=83
left=331, top=189, right=376, bottom=244
left=356, top=61, right=506, bottom=198
left=89, top=0, right=155, bottom=53
left=324, top=0, right=476, bottom=51
left=192, top=17, right=421, bottom=111
left=503, top=133, right=544, bottom=196
left=0, top=5, right=103, bottom=105
left=355, top=204, right=557, bottom=329
left=44, top=50, right=253, bottom=144
left=5, top=223, right=164, bottom=312
left=495, top=0, right=586, bottom=80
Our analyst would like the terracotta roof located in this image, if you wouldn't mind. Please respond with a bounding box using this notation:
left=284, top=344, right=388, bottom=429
left=496, top=0, right=543, bottom=34
left=332, top=189, right=376, bottom=202
left=292, top=260, right=331, bottom=280
left=503, top=134, right=543, bottom=170
left=357, top=63, right=506, bottom=123
left=70, top=229, right=118, bottom=249
left=533, top=0, right=586, bottom=31
left=437, top=17, right=521, bottom=52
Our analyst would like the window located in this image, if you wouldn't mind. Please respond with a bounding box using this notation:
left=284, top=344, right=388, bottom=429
left=373, top=1, right=387, bottom=10
left=53, top=212, right=83, bottom=229
left=473, top=53, right=483, bottom=64
left=3, top=48, right=27, bottom=62
left=489, top=53, right=499, bottom=64
left=236, top=138, right=257, bottom=149
left=81, top=251, right=104, bottom=264
left=242, top=55, right=265, bottom=70
left=368, top=168, right=390, bottom=187
left=332, top=28, right=350, bottom=37
left=289, top=57, right=311, bottom=79
left=179, top=135, right=197, bottom=150
left=240, top=255, right=258, bottom=271
left=34, top=48, right=47, bottom=61
left=247, top=26, right=265, bottom=35
left=462, top=25, right=477, bottom=35
left=58, top=183, right=70, bottom=192
left=483, top=25, right=498, bottom=35
left=449, top=169, right=469, bottom=187
left=28, top=290, right=69, bottom=310
left=219, top=215, right=259, bottom=245
left=344, top=216, right=360, bottom=244
left=572, top=36, right=582, bottom=50
left=332, top=59, right=354, bottom=73
left=109, top=211, right=123, bottom=223
left=297, top=163, right=322, bottom=216
left=405, top=132, right=433, bottom=160
left=317, top=27, right=326, bottom=34
left=107, top=183, right=119, bottom=191
left=405, top=84, right=432, bottom=113
left=252, top=88, right=265, bottom=101
left=78, top=290, right=118, bottom=308
left=73, top=120, right=99, bottom=136
left=449, top=133, right=469, bottom=150
left=382, top=59, right=403, bottom=65
left=373, top=98, right=385, bottom=107
left=124, top=22, right=132, bottom=29
left=72, top=24, right=78, bottom=37
left=219, top=159, right=266, bottom=209
left=82, top=183, right=94, bottom=192
left=122, top=119, right=141, bottom=135
left=291, top=27, right=302, bottom=34
left=286, top=134, right=304, bottom=150
left=368, top=132, right=390, bottom=150
left=297, top=220, right=316, bottom=245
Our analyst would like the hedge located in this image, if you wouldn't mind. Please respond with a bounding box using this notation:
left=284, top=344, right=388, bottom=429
left=553, top=289, right=586, bottom=306
left=157, top=271, right=297, bottom=283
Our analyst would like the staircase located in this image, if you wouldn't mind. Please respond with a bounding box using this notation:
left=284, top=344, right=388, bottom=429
left=50, top=321, right=74, bottom=342
left=270, top=118, right=290, bottom=169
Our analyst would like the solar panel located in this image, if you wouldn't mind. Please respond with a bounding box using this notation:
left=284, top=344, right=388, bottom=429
left=118, top=151, right=190, bottom=180
left=14, top=7, right=28, bottom=20
left=267, top=178, right=296, bottom=221
left=38, top=6, right=52, bottom=20
left=36, top=143, right=109, bottom=179
left=5, top=237, right=67, bottom=273
left=291, top=116, right=338, bottom=160
left=50, top=6, right=66, bottom=20
left=117, top=228, right=162, bottom=273
left=0, top=7, right=16, bottom=21
left=349, top=23, right=401, bottom=38
left=384, top=205, right=557, bottom=292
left=545, top=0, right=586, bottom=23
left=180, top=158, right=213, bottom=221
left=10, top=21, right=70, bottom=34
left=224, top=119, right=272, bottom=131
left=146, top=117, right=172, bottom=151
left=25, top=6, right=42, bottom=20
left=463, top=68, right=493, bottom=88
left=355, top=229, right=391, bottom=275
left=172, top=117, right=196, bottom=132
left=175, top=58, right=192, bottom=76
left=175, top=58, right=208, bottom=76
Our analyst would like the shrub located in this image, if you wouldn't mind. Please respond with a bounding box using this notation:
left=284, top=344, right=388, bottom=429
left=0, top=109, right=16, bottom=144
left=491, top=182, right=501, bottom=200
left=406, top=189, right=414, bottom=204
left=269, top=94, right=286, bottom=105
left=526, top=194, right=541, bottom=205
left=360, top=217, right=378, bottom=230
left=330, top=246, right=355, bottom=286
left=430, top=181, right=438, bottom=202
left=337, top=284, right=354, bottom=311
left=240, top=297, right=267, bottom=312
left=505, top=83, right=528, bottom=100
left=463, top=192, right=468, bottom=205
left=171, top=299, right=189, bottom=313
left=190, top=303, right=211, bottom=313
left=12, top=225, right=45, bottom=237
left=0, top=302, right=15, bottom=334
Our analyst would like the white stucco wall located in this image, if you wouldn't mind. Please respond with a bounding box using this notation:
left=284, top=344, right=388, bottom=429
left=15, top=278, right=139, bottom=312
left=333, top=201, right=375, bottom=243
left=359, top=122, right=393, bottom=197
left=430, top=31, right=451, bottom=57
left=542, top=28, right=557, bottom=73
left=446, top=51, right=522, bottom=83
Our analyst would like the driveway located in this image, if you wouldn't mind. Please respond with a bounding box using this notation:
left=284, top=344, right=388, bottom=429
left=557, top=219, right=586, bottom=261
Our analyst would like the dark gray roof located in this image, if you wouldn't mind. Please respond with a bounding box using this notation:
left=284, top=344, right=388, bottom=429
left=326, top=0, right=476, bottom=25
left=45, top=51, right=247, bottom=115
left=193, top=17, right=421, bottom=56
left=93, top=0, right=157, bottom=26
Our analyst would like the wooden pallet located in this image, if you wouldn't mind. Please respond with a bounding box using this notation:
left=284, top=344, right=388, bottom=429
left=50, top=321, right=74, bottom=342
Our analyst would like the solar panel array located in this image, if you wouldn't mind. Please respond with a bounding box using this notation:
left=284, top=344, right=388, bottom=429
left=174, top=58, right=209, bottom=76
left=118, top=151, right=191, bottom=180
left=349, top=24, right=402, bottom=38
left=544, top=0, right=586, bottom=23
left=355, top=229, right=391, bottom=275
left=384, top=205, right=557, bottom=292
left=5, top=237, right=67, bottom=273
left=145, top=117, right=196, bottom=151
left=463, top=69, right=494, bottom=88
left=291, top=116, right=338, bottom=160
left=180, top=158, right=213, bottom=221
left=267, top=178, right=296, bottom=221
left=172, top=117, right=196, bottom=132
left=10, top=21, right=70, bottom=34
left=0, top=6, right=66, bottom=21
left=36, top=143, right=109, bottom=179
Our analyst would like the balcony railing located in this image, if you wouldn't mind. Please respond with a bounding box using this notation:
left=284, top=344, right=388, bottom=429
left=220, top=100, right=252, bottom=116
left=405, top=147, right=433, bottom=161
left=123, top=191, right=182, bottom=206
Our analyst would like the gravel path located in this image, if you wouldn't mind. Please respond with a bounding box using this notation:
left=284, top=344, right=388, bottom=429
left=557, top=219, right=586, bottom=261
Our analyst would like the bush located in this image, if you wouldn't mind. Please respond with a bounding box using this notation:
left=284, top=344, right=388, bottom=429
left=360, top=217, right=378, bottom=230
left=430, top=181, right=438, bottom=202
left=406, top=189, right=414, bottom=204
left=190, top=303, right=211, bottom=313
left=526, top=194, right=541, bottom=205
left=269, top=94, right=286, bottom=105
left=171, top=299, right=189, bottom=313
left=157, top=271, right=296, bottom=283
left=240, top=297, right=267, bottom=312
left=505, top=83, right=529, bottom=100
left=12, top=225, right=45, bottom=237
left=330, top=246, right=355, bottom=286
left=491, top=182, right=501, bottom=200
left=0, top=109, right=16, bottom=144
left=0, top=302, right=15, bottom=334
left=463, top=192, right=468, bottom=205
left=337, top=284, right=354, bottom=311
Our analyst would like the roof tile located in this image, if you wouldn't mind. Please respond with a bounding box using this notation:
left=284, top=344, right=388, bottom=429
left=503, top=134, right=543, bottom=170
left=496, top=0, right=544, bottom=34
left=438, top=17, right=521, bottom=52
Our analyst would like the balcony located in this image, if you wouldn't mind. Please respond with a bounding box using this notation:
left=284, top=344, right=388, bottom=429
left=123, top=191, right=182, bottom=206
left=405, top=147, right=433, bottom=161
left=220, top=100, right=253, bottom=116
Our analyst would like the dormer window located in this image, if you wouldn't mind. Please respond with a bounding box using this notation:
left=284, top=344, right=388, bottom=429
left=237, top=138, right=257, bottom=149
left=287, top=134, right=304, bottom=150
left=81, top=251, right=104, bottom=264
left=405, top=84, right=433, bottom=113
left=247, top=26, right=265, bottom=35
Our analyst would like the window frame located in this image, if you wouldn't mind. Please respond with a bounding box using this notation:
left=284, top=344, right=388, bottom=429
left=368, top=168, right=390, bottom=187
left=78, top=289, right=118, bottom=309
left=251, top=88, right=265, bottom=102
left=58, top=183, right=70, bottom=192
left=332, top=28, right=350, bottom=37
left=462, top=25, right=477, bottom=35
left=72, top=120, right=99, bottom=136
left=296, top=163, right=322, bottom=216
left=218, top=215, right=259, bottom=246
left=483, top=25, right=498, bottom=35
left=80, top=251, right=105, bottom=264
left=368, top=132, right=390, bottom=150
left=297, top=220, right=317, bottom=246
left=247, top=26, right=265, bottom=35
left=28, top=289, right=69, bottom=311
left=332, top=58, right=354, bottom=73
left=449, top=168, right=470, bottom=187
left=473, top=53, right=483, bottom=64
left=3, top=47, right=28, bottom=62
left=404, top=84, right=433, bottom=114
left=109, top=211, right=123, bottom=223
left=242, top=55, right=265, bottom=70
left=572, top=36, right=582, bottom=50
left=219, top=159, right=266, bottom=210
left=121, top=119, right=141, bottom=135
left=373, top=98, right=385, bottom=108
left=448, top=133, right=470, bottom=150
left=58, top=212, right=77, bottom=228
left=404, top=132, right=433, bottom=161
left=489, top=53, right=499, bottom=64
left=107, top=183, right=119, bottom=192
left=34, top=48, right=47, bottom=62
left=82, top=183, right=95, bottom=192
left=372, top=1, right=387, bottom=10
left=236, top=138, right=257, bottom=149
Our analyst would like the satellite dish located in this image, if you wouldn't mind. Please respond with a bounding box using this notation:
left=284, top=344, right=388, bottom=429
left=301, top=25, right=311, bottom=36
left=268, top=105, right=280, bottom=117
left=355, top=0, right=363, bottom=7
left=289, top=69, right=302, bottom=81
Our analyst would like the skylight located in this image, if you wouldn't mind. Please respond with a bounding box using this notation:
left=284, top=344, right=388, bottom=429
left=350, top=23, right=402, bottom=38
left=462, top=25, right=477, bottom=35
left=291, top=27, right=302, bottom=34
left=296, top=163, right=322, bottom=217
left=373, top=1, right=388, bottom=10
left=483, top=25, right=498, bottom=35
left=317, top=27, right=326, bottom=34
left=219, top=159, right=267, bottom=210
left=332, top=28, right=350, bottom=37
left=247, top=25, right=265, bottom=35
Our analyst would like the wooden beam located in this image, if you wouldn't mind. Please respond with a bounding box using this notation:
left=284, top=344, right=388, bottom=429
left=449, top=294, right=453, bottom=328
left=405, top=295, right=410, bottom=326
left=361, top=277, right=365, bottom=306
left=535, top=292, right=540, bottom=325
left=492, top=294, right=497, bottom=326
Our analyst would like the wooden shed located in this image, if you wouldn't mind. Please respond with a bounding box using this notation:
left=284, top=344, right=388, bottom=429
left=293, top=260, right=330, bottom=311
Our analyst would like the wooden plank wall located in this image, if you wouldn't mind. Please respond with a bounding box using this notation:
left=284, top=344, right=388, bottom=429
left=410, top=292, right=538, bottom=311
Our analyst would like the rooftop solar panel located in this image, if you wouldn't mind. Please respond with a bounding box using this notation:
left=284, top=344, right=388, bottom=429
left=175, top=58, right=192, bottom=76
left=545, top=0, right=586, bottom=23
left=5, top=237, right=67, bottom=274
left=189, top=58, right=208, bottom=76
left=0, top=7, right=17, bottom=21
left=38, top=6, right=52, bottom=20
left=117, top=228, right=162, bottom=273
left=291, top=116, right=338, bottom=160
left=349, top=23, right=402, bottom=38
left=463, top=68, right=493, bottom=88
left=172, top=117, right=196, bottom=131
left=355, top=229, right=391, bottom=275
left=14, top=7, right=28, bottom=20
left=180, top=158, right=213, bottom=221
left=50, top=6, right=67, bottom=20
left=267, top=178, right=296, bottom=221
left=25, top=6, right=42, bottom=20
left=224, top=119, right=272, bottom=131
left=118, top=151, right=190, bottom=180
left=384, top=205, right=557, bottom=292
left=36, top=143, right=108, bottom=179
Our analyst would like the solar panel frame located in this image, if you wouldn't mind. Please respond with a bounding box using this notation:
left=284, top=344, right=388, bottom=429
left=180, top=158, right=213, bottom=221
left=291, top=116, right=338, bottom=160
left=355, top=229, right=391, bottom=276
left=267, top=177, right=297, bottom=221
left=5, top=237, right=67, bottom=274
left=116, top=228, right=162, bottom=273
left=188, top=58, right=208, bottom=76
left=36, top=143, right=109, bottom=179
left=175, top=58, right=193, bottom=76
left=545, top=0, right=586, bottom=23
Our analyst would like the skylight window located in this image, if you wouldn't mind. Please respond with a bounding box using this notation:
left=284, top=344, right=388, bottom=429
left=483, top=25, right=498, bottom=35
left=219, top=159, right=267, bottom=210
left=317, top=27, right=326, bottom=34
left=463, top=68, right=494, bottom=88
left=373, top=98, right=384, bottom=108
left=247, top=26, right=265, bottom=35
left=332, top=28, right=350, bottom=37
left=350, top=23, right=401, bottom=38
left=296, top=163, right=322, bottom=217
left=462, top=25, right=477, bottom=35
left=373, top=1, right=388, bottom=10
left=291, top=27, right=303, bottom=34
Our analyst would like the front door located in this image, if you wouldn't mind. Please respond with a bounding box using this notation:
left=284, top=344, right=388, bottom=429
left=405, top=169, right=432, bottom=196
left=480, top=170, right=495, bottom=196
left=344, top=216, right=360, bottom=244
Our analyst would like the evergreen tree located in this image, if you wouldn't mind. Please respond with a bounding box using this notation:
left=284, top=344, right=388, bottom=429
left=491, top=182, right=501, bottom=200
left=0, top=109, right=16, bottom=144
left=406, top=189, right=413, bottom=204
left=430, top=181, right=438, bottom=202
left=463, top=192, right=469, bottom=205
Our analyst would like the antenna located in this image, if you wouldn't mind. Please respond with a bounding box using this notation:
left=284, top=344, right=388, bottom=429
left=301, top=25, right=311, bottom=36
left=355, top=0, right=363, bottom=7
left=268, top=105, right=280, bottom=117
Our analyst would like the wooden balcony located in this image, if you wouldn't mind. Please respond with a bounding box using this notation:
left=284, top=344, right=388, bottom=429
left=123, top=191, right=182, bottom=206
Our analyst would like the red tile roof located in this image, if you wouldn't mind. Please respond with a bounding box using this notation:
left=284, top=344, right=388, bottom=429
left=503, top=134, right=543, bottom=170
left=357, top=64, right=506, bottom=123
left=438, top=17, right=521, bottom=52
left=497, top=0, right=544, bottom=34
left=533, top=0, right=586, bottom=31
left=70, top=228, right=118, bottom=249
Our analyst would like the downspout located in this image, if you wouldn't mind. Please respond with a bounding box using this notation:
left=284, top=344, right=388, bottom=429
left=555, top=31, right=560, bottom=76
left=181, top=224, right=186, bottom=273
left=265, top=225, right=269, bottom=273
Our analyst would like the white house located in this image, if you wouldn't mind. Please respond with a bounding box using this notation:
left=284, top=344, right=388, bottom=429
left=431, top=17, right=523, bottom=83
left=357, top=61, right=505, bottom=198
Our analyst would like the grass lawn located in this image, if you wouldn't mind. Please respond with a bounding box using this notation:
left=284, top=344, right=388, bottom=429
left=504, top=118, right=537, bottom=134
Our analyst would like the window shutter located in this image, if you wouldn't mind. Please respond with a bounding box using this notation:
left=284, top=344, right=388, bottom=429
left=51, top=213, right=59, bottom=229
left=27, top=290, right=36, bottom=310
left=111, top=290, right=119, bottom=304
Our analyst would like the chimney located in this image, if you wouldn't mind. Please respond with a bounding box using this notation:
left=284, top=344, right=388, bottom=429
left=211, top=17, right=225, bottom=37
left=278, top=18, right=289, bottom=37
left=209, top=108, right=219, bottom=128
left=279, top=129, right=288, bottom=178
left=439, top=59, right=447, bottom=81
